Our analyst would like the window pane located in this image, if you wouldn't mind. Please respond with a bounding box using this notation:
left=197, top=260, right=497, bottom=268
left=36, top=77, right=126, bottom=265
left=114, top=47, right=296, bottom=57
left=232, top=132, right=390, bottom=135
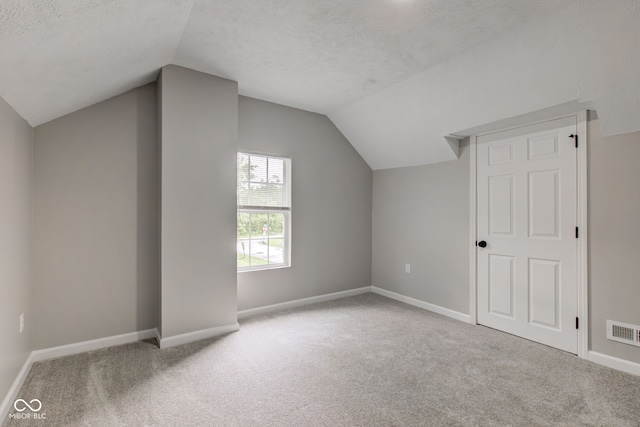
left=268, top=239, right=284, bottom=264
left=237, top=239, right=250, bottom=267
left=269, top=213, right=284, bottom=237
left=237, top=183, right=250, bottom=207
left=250, top=155, right=267, bottom=183
left=248, top=184, right=267, bottom=206
left=237, top=154, right=251, bottom=183
left=251, top=257, right=268, bottom=267
left=250, top=213, right=269, bottom=237
left=268, top=157, right=284, bottom=183
left=249, top=237, right=269, bottom=264
left=267, top=183, right=285, bottom=206
left=238, top=154, right=290, bottom=208
left=237, top=212, right=250, bottom=238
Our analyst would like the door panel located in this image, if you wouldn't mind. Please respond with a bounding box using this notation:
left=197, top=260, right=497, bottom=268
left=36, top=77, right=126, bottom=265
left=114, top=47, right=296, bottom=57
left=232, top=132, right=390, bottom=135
left=528, top=170, right=559, bottom=238
left=488, top=142, right=514, bottom=165
left=477, top=117, right=577, bottom=354
left=489, top=175, right=515, bottom=236
left=488, top=254, right=515, bottom=318
left=528, top=258, right=560, bottom=329
left=528, top=133, right=560, bottom=160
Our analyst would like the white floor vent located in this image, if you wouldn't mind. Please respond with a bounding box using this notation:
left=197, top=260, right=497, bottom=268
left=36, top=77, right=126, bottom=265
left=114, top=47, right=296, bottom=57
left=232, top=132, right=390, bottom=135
left=607, top=320, right=640, bottom=348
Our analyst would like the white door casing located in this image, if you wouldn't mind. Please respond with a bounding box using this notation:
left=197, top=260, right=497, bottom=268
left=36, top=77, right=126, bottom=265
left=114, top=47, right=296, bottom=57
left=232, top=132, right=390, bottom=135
left=476, top=116, right=578, bottom=354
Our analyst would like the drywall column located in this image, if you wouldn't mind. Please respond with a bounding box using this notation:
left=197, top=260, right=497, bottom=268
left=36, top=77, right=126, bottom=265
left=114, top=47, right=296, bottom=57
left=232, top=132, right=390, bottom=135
left=158, top=65, right=238, bottom=347
left=0, top=97, right=33, bottom=418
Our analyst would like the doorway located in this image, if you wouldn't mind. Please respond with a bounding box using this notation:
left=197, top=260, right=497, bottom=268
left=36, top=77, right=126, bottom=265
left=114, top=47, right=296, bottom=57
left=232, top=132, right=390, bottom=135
left=470, top=113, right=588, bottom=356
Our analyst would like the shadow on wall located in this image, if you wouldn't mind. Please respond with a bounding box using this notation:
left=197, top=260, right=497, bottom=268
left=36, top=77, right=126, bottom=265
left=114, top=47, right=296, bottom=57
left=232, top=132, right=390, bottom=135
left=136, top=84, right=159, bottom=332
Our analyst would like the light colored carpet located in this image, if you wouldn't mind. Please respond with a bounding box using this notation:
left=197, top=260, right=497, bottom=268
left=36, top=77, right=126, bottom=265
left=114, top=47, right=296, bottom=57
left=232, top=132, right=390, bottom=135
left=3, top=293, right=640, bottom=426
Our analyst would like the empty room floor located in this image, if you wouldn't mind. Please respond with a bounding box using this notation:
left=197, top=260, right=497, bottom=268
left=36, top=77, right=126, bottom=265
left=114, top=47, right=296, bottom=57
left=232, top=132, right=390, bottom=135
left=4, top=293, right=640, bottom=426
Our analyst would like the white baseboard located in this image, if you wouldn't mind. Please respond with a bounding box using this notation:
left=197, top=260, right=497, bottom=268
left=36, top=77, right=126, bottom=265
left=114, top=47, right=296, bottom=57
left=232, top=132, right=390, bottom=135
left=588, top=351, right=640, bottom=377
left=0, top=352, right=35, bottom=423
left=159, top=323, right=240, bottom=349
left=1, top=328, right=158, bottom=422
left=371, top=286, right=471, bottom=324
left=237, top=286, right=372, bottom=320
left=31, top=328, right=158, bottom=363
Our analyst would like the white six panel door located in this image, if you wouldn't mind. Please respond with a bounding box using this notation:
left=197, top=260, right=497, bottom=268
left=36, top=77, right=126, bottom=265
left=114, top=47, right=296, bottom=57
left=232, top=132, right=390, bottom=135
left=477, top=117, right=578, bottom=354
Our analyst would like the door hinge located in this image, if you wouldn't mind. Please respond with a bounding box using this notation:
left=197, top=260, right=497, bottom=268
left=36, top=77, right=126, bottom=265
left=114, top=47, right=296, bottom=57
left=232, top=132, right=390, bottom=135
left=569, top=134, right=578, bottom=148
left=576, top=317, right=579, bottom=329
left=575, top=227, right=579, bottom=238
left=475, top=241, right=478, bottom=247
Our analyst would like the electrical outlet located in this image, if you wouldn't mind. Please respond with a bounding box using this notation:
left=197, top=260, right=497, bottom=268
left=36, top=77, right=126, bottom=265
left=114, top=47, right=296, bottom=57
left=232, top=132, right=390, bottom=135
left=405, top=264, right=411, bottom=274
left=20, top=313, right=24, bottom=333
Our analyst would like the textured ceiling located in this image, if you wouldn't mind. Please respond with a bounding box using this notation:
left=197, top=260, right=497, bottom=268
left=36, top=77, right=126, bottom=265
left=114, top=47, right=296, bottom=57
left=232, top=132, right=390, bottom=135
left=0, top=0, right=638, bottom=169
left=173, top=0, right=568, bottom=114
left=0, top=0, right=194, bottom=127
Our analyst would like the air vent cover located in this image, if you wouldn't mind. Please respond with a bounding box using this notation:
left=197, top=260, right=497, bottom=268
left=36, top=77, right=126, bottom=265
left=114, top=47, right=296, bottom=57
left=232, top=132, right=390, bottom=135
left=607, top=320, right=640, bottom=348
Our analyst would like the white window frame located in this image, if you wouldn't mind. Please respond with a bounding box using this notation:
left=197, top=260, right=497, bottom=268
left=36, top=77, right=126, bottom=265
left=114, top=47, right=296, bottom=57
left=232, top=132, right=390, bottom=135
left=237, top=151, right=291, bottom=272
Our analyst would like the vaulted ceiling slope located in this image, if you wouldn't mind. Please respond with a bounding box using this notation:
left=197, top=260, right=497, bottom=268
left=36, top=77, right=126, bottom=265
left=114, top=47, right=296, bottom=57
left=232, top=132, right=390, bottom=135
left=331, top=0, right=640, bottom=169
left=0, top=0, right=638, bottom=169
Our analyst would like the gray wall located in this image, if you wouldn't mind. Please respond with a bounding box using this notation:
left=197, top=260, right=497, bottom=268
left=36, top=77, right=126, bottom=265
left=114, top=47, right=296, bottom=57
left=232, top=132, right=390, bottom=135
left=237, top=97, right=372, bottom=311
left=33, top=84, right=158, bottom=349
left=588, top=116, right=640, bottom=364
left=159, top=65, right=238, bottom=337
left=0, top=97, right=33, bottom=405
left=372, top=141, right=470, bottom=314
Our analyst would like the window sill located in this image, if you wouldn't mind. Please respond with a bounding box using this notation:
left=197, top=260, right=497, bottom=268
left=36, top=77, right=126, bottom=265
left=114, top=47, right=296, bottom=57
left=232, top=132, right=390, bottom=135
left=237, top=264, right=291, bottom=273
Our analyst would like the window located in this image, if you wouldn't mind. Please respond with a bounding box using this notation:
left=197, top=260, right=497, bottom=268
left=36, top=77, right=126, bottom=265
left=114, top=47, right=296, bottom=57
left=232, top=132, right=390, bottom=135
left=237, top=152, right=291, bottom=271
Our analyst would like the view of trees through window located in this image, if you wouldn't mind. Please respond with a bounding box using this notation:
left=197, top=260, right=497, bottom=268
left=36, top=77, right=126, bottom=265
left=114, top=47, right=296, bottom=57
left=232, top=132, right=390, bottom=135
left=237, top=152, right=290, bottom=269
left=237, top=212, right=285, bottom=267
